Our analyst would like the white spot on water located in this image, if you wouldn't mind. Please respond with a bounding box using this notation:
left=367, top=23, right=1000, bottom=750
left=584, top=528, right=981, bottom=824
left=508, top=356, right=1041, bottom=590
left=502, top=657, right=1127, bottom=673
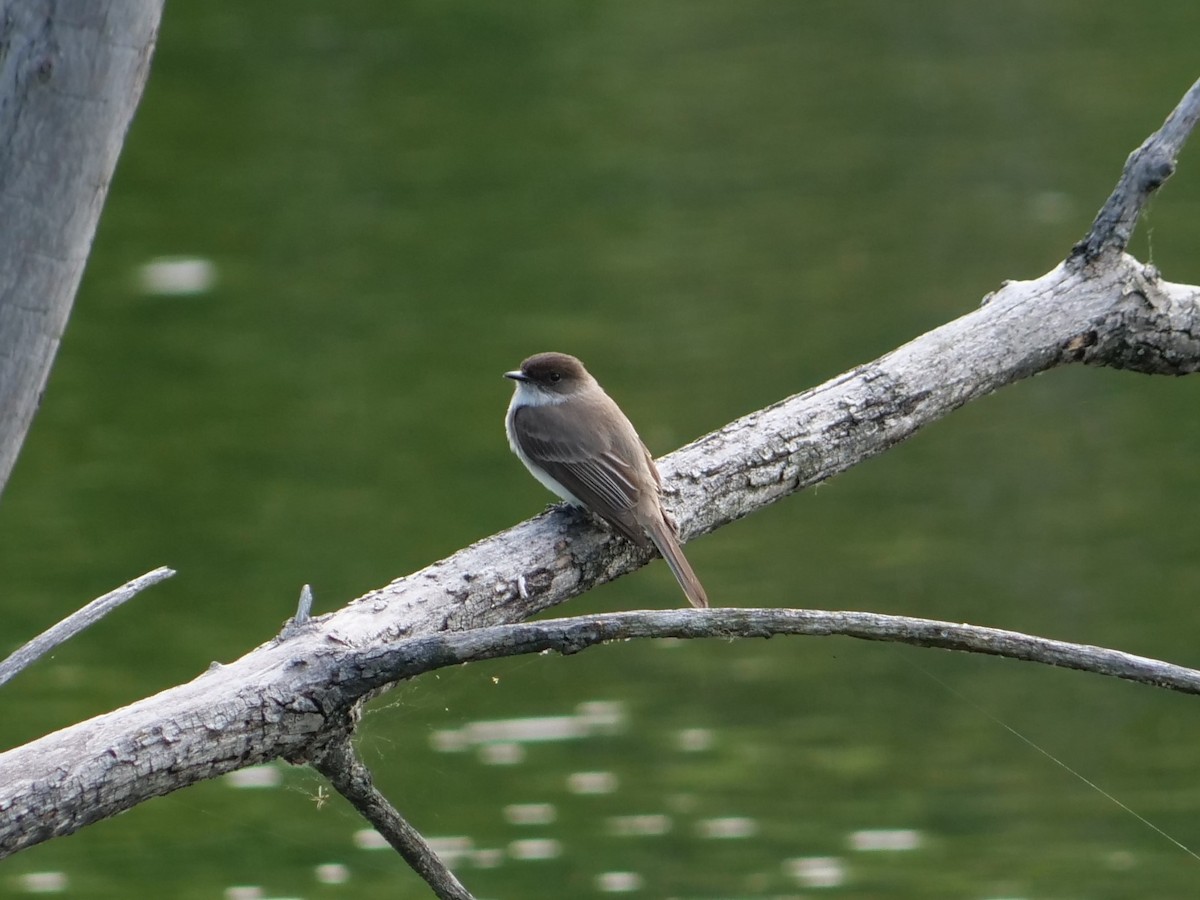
left=567, top=771, right=618, bottom=794
left=137, top=256, right=217, bottom=295
left=607, top=814, right=672, bottom=836
left=677, top=727, right=714, bottom=752
left=504, top=803, right=556, bottom=825
left=352, top=829, right=389, bottom=850
left=479, top=742, right=525, bottom=765
left=314, top=863, right=349, bottom=884
left=17, top=872, right=69, bottom=894
left=225, top=765, right=282, bottom=789
left=509, top=838, right=561, bottom=860
left=784, top=856, right=846, bottom=888
left=848, top=828, right=922, bottom=851
left=697, top=816, right=757, bottom=839
left=596, top=871, right=643, bottom=892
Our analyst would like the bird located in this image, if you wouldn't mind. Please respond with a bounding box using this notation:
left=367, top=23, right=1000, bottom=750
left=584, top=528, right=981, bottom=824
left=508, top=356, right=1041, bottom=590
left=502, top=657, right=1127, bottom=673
left=504, top=351, right=708, bottom=608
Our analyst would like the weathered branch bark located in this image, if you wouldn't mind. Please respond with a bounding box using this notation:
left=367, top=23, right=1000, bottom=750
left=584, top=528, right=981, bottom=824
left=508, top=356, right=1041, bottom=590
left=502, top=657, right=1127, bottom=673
left=338, top=609, right=1200, bottom=698
left=1073, top=76, right=1200, bottom=263
left=5, top=605, right=1200, bottom=859
left=311, top=740, right=476, bottom=900
left=0, top=566, right=174, bottom=686
left=0, top=1, right=163, bottom=498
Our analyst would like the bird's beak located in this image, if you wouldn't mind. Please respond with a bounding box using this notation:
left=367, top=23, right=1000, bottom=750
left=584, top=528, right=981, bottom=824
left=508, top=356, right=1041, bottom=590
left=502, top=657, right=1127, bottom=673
left=504, top=370, right=528, bottom=382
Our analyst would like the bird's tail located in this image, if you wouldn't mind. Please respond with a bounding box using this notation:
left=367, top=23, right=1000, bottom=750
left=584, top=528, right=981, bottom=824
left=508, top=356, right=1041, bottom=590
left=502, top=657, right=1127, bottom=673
left=644, top=515, right=709, bottom=609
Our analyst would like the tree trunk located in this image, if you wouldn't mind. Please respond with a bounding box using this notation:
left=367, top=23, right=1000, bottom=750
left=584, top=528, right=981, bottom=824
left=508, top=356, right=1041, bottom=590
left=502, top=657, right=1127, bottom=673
left=0, top=1, right=163, bottom=497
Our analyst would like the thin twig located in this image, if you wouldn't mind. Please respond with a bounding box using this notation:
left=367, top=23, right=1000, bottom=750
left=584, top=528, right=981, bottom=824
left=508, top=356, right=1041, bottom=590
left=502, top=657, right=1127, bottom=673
left=295, top=584, right=313, bottom=625
left=311, top=739, right=475, bottom=900
left=351, top=608, right=1200, bottom=697
left=0, top=566, right=175, bottom=687
left=1073, top=75, right=1200, bottom=262
left=278, top=584, right=315, bottom=641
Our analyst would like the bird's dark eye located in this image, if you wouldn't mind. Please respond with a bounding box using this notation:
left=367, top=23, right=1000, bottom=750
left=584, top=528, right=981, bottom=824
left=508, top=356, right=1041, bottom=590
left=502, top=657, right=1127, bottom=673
left=549, top=372, right=562, bottom=383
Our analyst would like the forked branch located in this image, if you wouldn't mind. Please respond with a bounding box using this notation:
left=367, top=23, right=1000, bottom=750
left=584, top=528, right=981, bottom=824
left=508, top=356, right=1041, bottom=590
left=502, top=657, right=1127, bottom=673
left=311, top=740, right=475, bottom=900
left=1072, top=75, right=1200, bottom=262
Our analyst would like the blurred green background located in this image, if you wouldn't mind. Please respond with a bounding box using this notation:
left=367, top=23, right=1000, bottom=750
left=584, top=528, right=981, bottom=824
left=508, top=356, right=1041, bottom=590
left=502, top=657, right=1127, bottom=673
left=3, top=2, right=1200, bottom=897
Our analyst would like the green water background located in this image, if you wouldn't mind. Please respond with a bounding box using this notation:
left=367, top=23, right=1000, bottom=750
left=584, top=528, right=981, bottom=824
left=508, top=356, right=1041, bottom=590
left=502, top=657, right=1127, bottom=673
left=3, top=3, right=1200, bottom=897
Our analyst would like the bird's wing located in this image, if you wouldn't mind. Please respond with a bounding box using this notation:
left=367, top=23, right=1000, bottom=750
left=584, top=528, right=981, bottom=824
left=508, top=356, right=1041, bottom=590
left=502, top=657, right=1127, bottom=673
left=511, top=402, right=649, bottom=546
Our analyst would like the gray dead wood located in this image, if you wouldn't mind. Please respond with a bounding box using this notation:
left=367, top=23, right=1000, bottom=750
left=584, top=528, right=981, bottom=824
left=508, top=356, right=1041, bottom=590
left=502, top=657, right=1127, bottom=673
left=1073, top=77, right=1200, bottom=264
left=4, top=606, right=1200, bottom=862
left=348, top=609, right=1200, bottom=697
left=0, top=567, right=174, bottom=686
left=0, top=1, right=163, bottom=498
left=311, top=740, right=476, bottom=900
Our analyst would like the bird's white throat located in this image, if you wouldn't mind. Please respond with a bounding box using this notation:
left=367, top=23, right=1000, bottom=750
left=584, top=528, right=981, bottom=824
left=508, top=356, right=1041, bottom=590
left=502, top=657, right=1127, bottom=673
left=507, top=380, right=567, bottom=409
left=505, top=383, right=582, bottom=506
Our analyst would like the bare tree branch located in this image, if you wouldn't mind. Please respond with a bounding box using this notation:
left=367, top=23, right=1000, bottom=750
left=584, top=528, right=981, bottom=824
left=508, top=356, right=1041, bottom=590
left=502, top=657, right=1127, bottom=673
left=5, top=602, right=1200, bottom=859
left=339, top=609, right=1200, bottom=698
left=0, top=566, right=175, bottom=687
left=311, top=739, right=476, bottom=900
left=1073, top=75, right=1200, bottom=263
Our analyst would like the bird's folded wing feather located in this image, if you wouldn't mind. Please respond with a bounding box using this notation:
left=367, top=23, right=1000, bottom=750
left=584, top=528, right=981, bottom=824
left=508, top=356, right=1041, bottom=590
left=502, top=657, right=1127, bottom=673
left=511, top=403, right=647, bottom=545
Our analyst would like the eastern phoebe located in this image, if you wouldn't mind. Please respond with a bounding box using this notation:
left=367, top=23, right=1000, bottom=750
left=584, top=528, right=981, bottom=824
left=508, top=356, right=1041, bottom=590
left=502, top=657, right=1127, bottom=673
left=504, top=352, right=709, bottom=608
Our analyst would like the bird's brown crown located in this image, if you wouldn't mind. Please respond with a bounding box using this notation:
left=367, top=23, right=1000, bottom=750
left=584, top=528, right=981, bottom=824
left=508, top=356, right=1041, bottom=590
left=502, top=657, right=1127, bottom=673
left=516, top=352, right=589, bottom=390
